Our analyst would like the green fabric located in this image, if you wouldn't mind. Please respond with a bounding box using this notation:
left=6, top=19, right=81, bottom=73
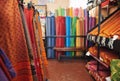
left=70, top=17, right=77, bottom=56
left=55, top=9, right=58, bottom=17
left=61, top=8, right=65, bottom=16
left=111, top=59, right=120, bottom=81
left=58, top=7, right=62, bottom=16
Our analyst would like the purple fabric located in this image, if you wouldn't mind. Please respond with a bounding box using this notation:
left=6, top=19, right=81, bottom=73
left=0, top=67, right=9, bottom=81
left=0, top=49, right=16, bottom=78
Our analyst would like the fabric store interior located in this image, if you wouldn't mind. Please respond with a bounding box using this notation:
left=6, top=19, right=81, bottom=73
left=0, top=0, right=120, bottom=81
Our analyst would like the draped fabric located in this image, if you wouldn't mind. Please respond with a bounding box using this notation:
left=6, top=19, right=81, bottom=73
left=24, top=8, right=43, bottom=81
left=33, top=11, right=48, bottom=80
left=0, top=0, right=33, bottom=81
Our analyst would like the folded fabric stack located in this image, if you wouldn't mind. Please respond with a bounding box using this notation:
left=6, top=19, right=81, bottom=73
left=89, top=10, right=120, bottom=38
left=86, top=60, right=110, bottom=81
left=89, top=46, right=119, bottom=66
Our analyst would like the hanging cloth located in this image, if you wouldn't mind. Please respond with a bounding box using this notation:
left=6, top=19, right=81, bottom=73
left=0, top=0, right=33, bottom=81
left=24, top=8, right=43, bottom=81
left=33, top=11, right=49, bottom=80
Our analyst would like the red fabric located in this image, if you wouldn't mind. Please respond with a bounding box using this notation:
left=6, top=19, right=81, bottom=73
left=101, top=0, right=110, bottom=7
left=24, top=8, right=43, bottom=81
left=55, top=16, right=66, bottom=58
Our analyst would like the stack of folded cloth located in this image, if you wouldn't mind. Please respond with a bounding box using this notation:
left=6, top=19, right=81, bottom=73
left=0, top=49, right=16, bottom=81
left=88, top=46, right=119, bottom=66
left=89, top=10, right=120, bottom=38
left=86, top=60, right=110, bottom=81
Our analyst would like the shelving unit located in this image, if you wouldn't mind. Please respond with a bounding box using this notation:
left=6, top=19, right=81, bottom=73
left=90, top=54, right=109, bottom=68
left=86, top=0, right=120, bottom=81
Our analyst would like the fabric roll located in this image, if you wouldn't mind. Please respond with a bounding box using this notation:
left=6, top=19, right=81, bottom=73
left=79, top=7, right=82, bottom=18
left=74, top=8, right=79, bottom=17
left=69, top=7, right=73, bottom=17
left=46, top=17, right=52, bottom=58
left=84, top=9, right=88, bottom=35
left=66, top=16, right=71, bottom=56
left=55, top=9, right=58, bottom=16
left=71, top=17, right=77, bottom=56
left=56, top=16, right=66, bottom=58
left=61, top=8, right=65, bottom=16
left=66, top=8, right=69, bottom=16
left=76, top=19, right=84, bottom=56
left=76, top=19, right=81, bottom=56
left=51, top=16, right=56, bottom=58
left=58, top=7, right=62, bottom=16
left=89, top=10, right=120, bottom=36
left=89, top=17, right=92, bottom=30
left=0, top=1, right=33, bottom=81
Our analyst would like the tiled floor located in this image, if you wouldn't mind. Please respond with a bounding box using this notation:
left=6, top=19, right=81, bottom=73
left=48, top=59, right=94, bottom=81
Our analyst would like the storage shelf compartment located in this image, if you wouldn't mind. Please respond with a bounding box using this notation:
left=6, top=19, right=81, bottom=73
left=90, top=54, right=109, bottom=68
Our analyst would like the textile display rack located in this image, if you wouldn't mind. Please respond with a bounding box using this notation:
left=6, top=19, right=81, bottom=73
left=86, top=0, right=120, bottom=81
left=45, top=35, right=86, bottom=61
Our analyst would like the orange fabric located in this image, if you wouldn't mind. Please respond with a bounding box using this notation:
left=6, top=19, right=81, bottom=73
left=89, top=46, right=119, bottom=66
left=89, top=11, right=120, bottom=36
left=33, top=11, right=48, bottom=79
left=0, top=1, right=33, bottom=81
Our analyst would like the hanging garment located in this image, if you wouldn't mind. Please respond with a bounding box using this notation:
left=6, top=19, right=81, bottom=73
left=33, top=11, right=48, bottom=80
left=24, top=8, right=43, bottom=81
left=0, top=0, right=33, bottom=81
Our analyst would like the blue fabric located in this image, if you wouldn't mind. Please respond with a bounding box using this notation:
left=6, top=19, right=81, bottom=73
left=0, top=49, right=16, bottom=78
left=0, top=67, right=9, bottom=81
left=66, top=16, right=71, bottom=56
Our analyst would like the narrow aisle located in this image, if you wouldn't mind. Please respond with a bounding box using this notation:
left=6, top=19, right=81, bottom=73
left=48, top=59, right=94, bottom=81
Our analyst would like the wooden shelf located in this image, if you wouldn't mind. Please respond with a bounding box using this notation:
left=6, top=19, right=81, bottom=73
left=53, top=47, right=85, bottom=52
left=90, top=54, right=109, bottom=68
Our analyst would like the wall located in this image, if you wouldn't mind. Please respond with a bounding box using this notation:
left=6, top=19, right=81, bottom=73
left=47, top=0, right=69, bottom=12
left=24, top=0, right=69, bottom=12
